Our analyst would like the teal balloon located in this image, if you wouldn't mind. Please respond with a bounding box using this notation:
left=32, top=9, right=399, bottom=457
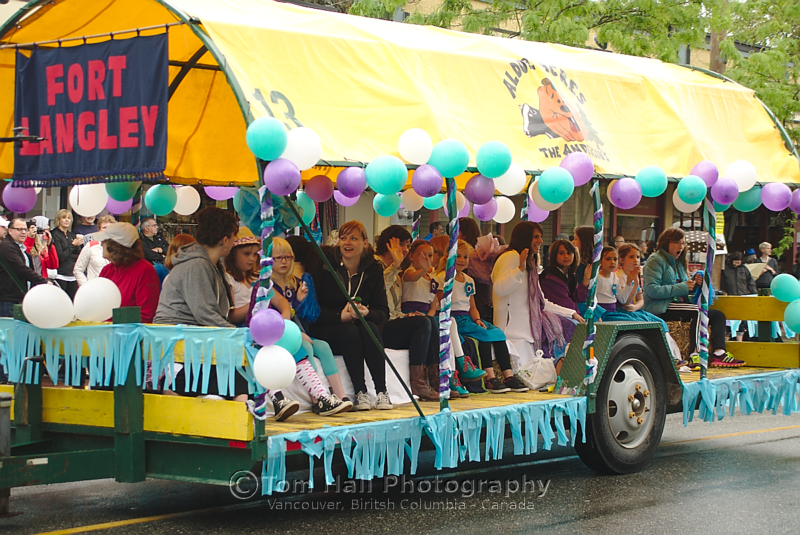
left=427, top=140, right=469, bottom=178
left=144, top=185, right=177, bottom=216
left=276, top=320, right=303, bottom=355
left=296, top=191, right=316, bottom=225
left=246, top=117, right=287, bottom=161
left=635, top=166, right=668, bottom=197
left=373, top=193, right=401, bottom=217
left=423, top=193, right=444, bottom=210
left=677, top=175, right=707, bottom=205
left=713, top=201, right=731, bottom=211
left=476, top=141, right=512, bottom=179
left=365, top=155, right=408, bottom=195
left=106, top=181, right=139, bottom=202
left=771, top=274, right=800, bottom=303
left=732, top=185, right=762, bottom=212
left=538, top=167, right=575, bottom=204
left=784, top=299, right=800, bottom=333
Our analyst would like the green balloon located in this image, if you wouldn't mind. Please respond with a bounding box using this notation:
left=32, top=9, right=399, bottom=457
left=476, top=141, right=512, bottom=179
left=732, top=186, right=762, bottom=212
left=144, top=185, right=178, bottom=216
left=771, top=273, right=800, bottom=303
left=676, top=175, right=707, bottom=205
left=296, top=191, right=316, bottom=225
left=713, top=201, right=731, bottom=211
left=428, top=140, right=470, bottom=178
left=106, top=181, right=140, bottom=202
left=246, top=117, right=287, bottom=161
left=373, top=193, right=401, bottom=217
left=423, top=193, right=444, bottom=210
left=635, top=166, right=668, bottom=197
left=276, top=319, right=302, bottom=355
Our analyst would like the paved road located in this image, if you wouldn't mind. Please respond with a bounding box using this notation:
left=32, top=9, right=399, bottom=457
left=5, top=410, right=800, bottom=534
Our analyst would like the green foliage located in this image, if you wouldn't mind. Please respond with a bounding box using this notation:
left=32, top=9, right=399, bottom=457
left=774, top=212, right=797, bottom=261
left=349, top=0, right=408, bottom=19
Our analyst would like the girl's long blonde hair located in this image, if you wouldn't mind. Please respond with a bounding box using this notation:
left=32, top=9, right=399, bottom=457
left=271, top=237, right=298, bottom=291
left=429, top=235, right=449, bottom=274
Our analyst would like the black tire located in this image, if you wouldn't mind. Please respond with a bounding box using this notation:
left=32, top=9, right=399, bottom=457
left=575, top=334, right=667, bottom=474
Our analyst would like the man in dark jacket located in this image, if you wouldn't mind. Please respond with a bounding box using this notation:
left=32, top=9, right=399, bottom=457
left=140, top=217, right=168, bottom=264
left=720, top=251, right=757, bottom=296
left=0, top=218, right=50, bottom=317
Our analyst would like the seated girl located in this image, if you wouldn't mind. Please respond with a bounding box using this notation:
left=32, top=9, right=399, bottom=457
left=540, top=239, right=581, bottom=313
left=571, top=226, right=594, bottom=314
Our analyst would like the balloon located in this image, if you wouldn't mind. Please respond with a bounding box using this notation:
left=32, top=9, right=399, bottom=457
left=365, top=155, right=408, bottom=195
left=252, top=345, right=297, bottom=391
left=476, top=141, right=512, bottom=179
left=528, top=180, right=563, bottom=211
left=105, top=197, right=133, bottom=214
left=281, top=127, right=322, bottom=171
left=783, top=299, right=800, bottom=334
left=105, top=181, right=140, bottom=202
left=464, top=174, right=495, bottom=205
left=263, top=158, right=301, bottom=196
left=204, top=186, right=238, bottom=201
left=771, top=274, right=800, bottom=303
left=373, top=193, right=401, bottom=217
left=527, top=200, right=549, bottom=223
left=732, top=185, right=762, bottom=212
left=398, top=128, right=433, bottom=165
left=672, top=189, right=702, bottom=213
left=73, top=277, right=122, bottom=322
left=473, top=198, right=497, bottom=221
left=691, top=161, right=719, bottom=188
left=411, top=164, right=443, bottom=198
left=400, top=189, right=424, bottom=212
left=537, top=167, right=574, bottom=204
left=22, top=284, right=74, bottom=329
left=427, top=139, right=469, bottom=178
left=249, top=308, right=286, bottom=346
left=760, top=182, right=792, bottom=212
left=69, top=184, right=108, bottom=217
left=2, top=184, right=37, bottom=213
left=725, top=160, right=758, bottom=192
left=609, top=177, right=642, bottom=210
left=710, top=177, right=739, bottom=205
left=790, top=189, right=800, bottom=215
left=174, top=186, right=201, bottom=216
left=423, top=193, right=444, bottom=210
left=676, top=175, right=707, bottom=205
left=442, top=191, right=466, bottom=218
left=246, top=117, right=287, bottom=161
left=494, top=163, right=527, bottom=196
left=144, top=184, right=177, bottom=216
left=304, top=175, right=334, bottom=202
left=635, top=166, right=668, bottom=197
left=493, top=196, right=516, bottom=224
left=296, top=191, right=316, bottom=225
left=276, top=319, right=303, bottom=355
left=333, top=190, right=360, bottom=207
left=337, top=167, right=367, bottom=198
left=560, top=152, right=594, bottom=187
left=713, top=201, right=731, bottom=211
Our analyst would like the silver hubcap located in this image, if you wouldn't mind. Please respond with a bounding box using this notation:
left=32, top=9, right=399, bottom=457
left=605, top=358, right=654, bottom=449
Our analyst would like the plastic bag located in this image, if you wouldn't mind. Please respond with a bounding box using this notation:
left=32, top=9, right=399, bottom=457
left=515, top=350, right=557, bottom=390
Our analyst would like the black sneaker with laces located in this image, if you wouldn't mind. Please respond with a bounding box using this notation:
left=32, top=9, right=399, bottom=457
left=503, top=375, right=530, bottom=393
left=486, top=377, right=510, bottom=394
left=272, top=392, right=300, bottom=422
left=315, top=395, right=353, bottom=416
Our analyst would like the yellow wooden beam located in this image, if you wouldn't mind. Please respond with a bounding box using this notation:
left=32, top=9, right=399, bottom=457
left=142, top=394, right=253, bottom=441
left=725, top=341, right=799, bottom=368
left=711, top=296, right=788, bottom=321
left=0, top=384, right=13, bottom=420
left=42, top=388, right=115, bottom=427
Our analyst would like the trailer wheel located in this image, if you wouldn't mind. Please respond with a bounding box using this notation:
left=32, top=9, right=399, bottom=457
left=575, top=334, right=667, bottom=474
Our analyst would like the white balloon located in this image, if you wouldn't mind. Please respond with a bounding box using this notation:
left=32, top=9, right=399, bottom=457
left=73, top=278, right=122, bottom=322
left=398, top=128, right=433, bottom=165
left=69, top=184, right=109, bottom=217
left=252, top=345, right=297, bottom=390
left=528, top=180, right=564, bottom=211
left=400, top=189, right=424, bottom=212
left=281, top=127, right=322, bottom=171
left=672, top=188, right=702, bottom=213
left=173, top=186, right=201, bottom=216
left=725, top=160, right=758, bottom=193
left=493, top=196, right=516, bottom=224
left=494, top=163, right=527, bottom=196
left=445, top=190, right=466, bottom=211
left=22, top=284, right=74, bottom=329
left=34, top=187, right=42, bottom=194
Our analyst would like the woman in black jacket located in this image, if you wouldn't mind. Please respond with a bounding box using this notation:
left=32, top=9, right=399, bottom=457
left=309, top=221, right=392, bottom=412
left=50, top=209, right=83, bottom=299
left=720, top=251, right=757, bottom=341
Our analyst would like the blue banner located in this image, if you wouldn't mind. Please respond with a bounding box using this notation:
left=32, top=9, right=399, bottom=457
left=13, top=34, right=168, bottom=187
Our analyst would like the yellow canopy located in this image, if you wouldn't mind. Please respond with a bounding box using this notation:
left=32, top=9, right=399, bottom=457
left=1, top=0, right=798, bottom=187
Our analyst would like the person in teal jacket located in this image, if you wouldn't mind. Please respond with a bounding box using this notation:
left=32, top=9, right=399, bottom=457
left=643, top=227, right=744, bottom=368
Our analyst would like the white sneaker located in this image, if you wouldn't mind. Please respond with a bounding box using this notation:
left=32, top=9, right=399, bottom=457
left=375, top=391, right=393, bottom=410
left=354, top=391, right=371, bottom=411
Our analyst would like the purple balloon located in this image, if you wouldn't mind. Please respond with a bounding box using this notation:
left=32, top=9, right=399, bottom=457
left=337, top=167, right=367, bottom=198
left=263, top=158, right=301, bottom=196
left=527, top=199, right=549, bottom=223
left=204, top=186, right=238, bottom=201
left=2, top=184, right=37, bottom=213
left=790, top=189, right=800, bottom=215
left=464, top=174, right=495, bottom=205
left=411, top=164, right=443, bottom=198
left=710, top=177, right=739, bottom=205
left=691, top=161, right=719, bottom=188
left=333, top=190, right=360, bottom=206
left=560, top=152, right=594, bottom=187
left=473, top=198, right=498, bottom=221
left=249, top=308, right=286, bottom=346
left=609, top=177, right=642, bottom=210
left=760, top=182, right=792, bottom=212
left=106, top=197, right=133, bottom=214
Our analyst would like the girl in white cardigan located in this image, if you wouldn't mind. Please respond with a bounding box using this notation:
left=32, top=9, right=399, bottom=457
left=73, top=215, right=115, bottom=286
